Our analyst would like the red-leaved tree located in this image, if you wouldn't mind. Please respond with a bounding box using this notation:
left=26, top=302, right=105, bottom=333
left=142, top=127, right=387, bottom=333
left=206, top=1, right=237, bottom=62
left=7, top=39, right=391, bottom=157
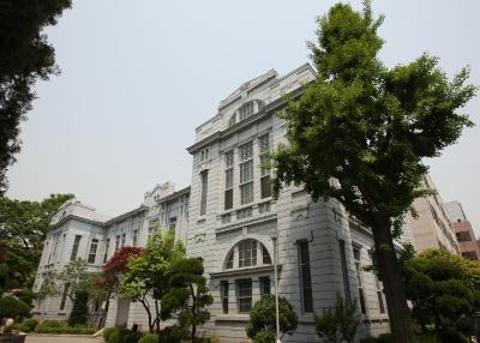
left=102, top=246, right=144, bottom=292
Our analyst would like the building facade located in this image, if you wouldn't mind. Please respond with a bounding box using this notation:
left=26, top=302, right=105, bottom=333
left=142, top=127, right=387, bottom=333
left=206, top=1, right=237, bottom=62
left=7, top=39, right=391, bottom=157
left=32, top=182, right=190, bottom=328
left=405, top=174, right=459, bottom=254
left=444, top=201, right=480, bottom=260
left=184, top=64, right=388, bottom=342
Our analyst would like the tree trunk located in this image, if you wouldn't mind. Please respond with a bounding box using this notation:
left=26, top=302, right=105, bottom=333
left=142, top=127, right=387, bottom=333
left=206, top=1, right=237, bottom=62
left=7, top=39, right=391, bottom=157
left=372, top=216, right=414, bottom=343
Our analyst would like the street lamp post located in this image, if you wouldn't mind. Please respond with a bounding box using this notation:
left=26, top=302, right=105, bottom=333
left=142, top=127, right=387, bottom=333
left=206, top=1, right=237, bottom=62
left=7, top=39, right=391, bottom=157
left=271, top=229, right=281, bottom=343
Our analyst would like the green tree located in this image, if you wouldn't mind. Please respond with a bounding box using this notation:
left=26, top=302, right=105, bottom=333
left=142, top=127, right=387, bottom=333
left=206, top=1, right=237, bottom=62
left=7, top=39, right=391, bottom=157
left=404, top=249, right=480, bottom=343
left=0, top=193, right=73, bottom=290
left=271, top=2, right=476, bottom=342
left=68, top=289, right=89, bottom=326
left=0, top=0, right=72, bottom=193
left=245, top=295, right=298, bottom=343
left=120, top=230, right=185, bottom=333
left=39, top=258, right=90, bottom=302
left=161, top=257, right=213, bottom=342
left=315, top=291, right=359, bottom=343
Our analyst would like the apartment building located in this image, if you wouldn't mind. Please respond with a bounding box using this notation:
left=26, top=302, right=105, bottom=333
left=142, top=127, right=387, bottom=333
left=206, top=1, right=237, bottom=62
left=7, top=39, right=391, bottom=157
left=404, top=174, right=459, bottom=254
left=444, top=201, right=480, bottom=260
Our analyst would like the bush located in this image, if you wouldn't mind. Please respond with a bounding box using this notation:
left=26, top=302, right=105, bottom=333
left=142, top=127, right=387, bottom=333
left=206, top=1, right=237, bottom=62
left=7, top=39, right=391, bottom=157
left=109, top=328, right=136, bottom=343
left=158, top=325, right=189, bottom=343
left=0, top=295, right=32, bottom=321
left=138, top=334, right=159, bottom=343
left=104, top=327, right=120, bottom=342
left=245, top=295, right=298, bottom=342
left=360, top=333, right=392, bottom=343
left=23, top=318, right=39, bottom=331
left=12, top=318, right=38, bottom=332
left=35, top=320, right=94, bottom=334
left=38, top=319, right=65, bottom=328
left=125, top=331, right=143, bottom=343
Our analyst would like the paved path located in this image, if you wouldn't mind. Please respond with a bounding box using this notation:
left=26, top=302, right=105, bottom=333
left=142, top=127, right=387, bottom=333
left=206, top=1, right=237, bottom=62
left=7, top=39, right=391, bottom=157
left=25, top=335, right=103, bottom=343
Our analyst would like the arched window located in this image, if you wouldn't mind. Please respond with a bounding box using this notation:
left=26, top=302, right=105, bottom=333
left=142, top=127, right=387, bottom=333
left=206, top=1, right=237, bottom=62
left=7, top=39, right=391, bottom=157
left=227, top=100, right=265, bottom=128
left=224, top=239, right=271, bottom=270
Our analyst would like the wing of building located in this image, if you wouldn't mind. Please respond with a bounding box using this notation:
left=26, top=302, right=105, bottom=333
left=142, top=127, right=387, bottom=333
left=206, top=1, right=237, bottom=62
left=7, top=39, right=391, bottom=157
left=32, top=63, right=468, bottom=342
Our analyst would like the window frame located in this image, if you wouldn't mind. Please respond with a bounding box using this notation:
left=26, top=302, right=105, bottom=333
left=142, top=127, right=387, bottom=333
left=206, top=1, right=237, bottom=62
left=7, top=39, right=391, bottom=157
left=298, top=240, right=313, bottom=313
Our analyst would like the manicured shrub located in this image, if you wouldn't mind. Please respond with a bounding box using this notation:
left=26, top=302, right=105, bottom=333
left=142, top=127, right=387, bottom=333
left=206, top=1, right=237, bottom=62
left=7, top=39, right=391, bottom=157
left=0, top=295, right=32, bottom=321
left=38, top=319, right=65, bottom=328
left=35, top=323, right=95, bottom=334
left=158, top=325, right=189, bottom=343
left=125, top=330, right=143, bottom=343
left=138, top=333, right=159, bottom=343
left=359, top=333, right=392, bottom=343
left=109, top=328, right=134, bottom=343
left=12, top=318, right=38, bottom=332
left=22, top=318, right=39, bottom=331
left=104, top=327, right=120, bottom=343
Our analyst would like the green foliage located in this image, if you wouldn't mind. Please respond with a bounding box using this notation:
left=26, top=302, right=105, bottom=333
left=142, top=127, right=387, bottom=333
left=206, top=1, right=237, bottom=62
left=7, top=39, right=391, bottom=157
left=12, top=318, right=38, bottom=333
left=109, top=328, right=137, bottom=343
left=138, top=333, right=159, bottom=343
left=68, top=289, right=89, bottom=326
left=34, top=320, right=94, bottom=334
left=246, top=295, right=298, bottom=342
left=125, top=331, right=143, bottom=343
left=158, top=325, right=189, bottom=343
left=161, top=257, right=213, bottom=342
left=0, top=295, right=32, bottom=321
left=0, top=0, right=72, bottom=193
left=120, top=230, right=185, bottom=333
left=315, top=291, right=359, bottom=343
left=104, top=327, right=120, bottom=343
left=0, top=194, right=74, bottom=289
left=271, top=1, right=476, bottom=341
left=404, top=249, right=480, bottom=343
left=359, top=333, right=392, bottom=343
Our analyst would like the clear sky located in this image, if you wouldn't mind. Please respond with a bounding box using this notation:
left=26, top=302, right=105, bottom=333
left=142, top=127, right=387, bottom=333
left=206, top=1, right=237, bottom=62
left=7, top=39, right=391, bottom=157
left=6, top=1, right=480, bottom=236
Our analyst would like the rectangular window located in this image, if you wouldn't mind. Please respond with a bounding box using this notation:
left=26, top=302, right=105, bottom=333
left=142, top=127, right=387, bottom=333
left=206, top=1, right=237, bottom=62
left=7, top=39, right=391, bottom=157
left=200, top=170, right=208, bottom=216
left=121, top=233, right=126, bottom=248
left=236, top=279, right=252, bottom=313
left=259, top=276, right=271, bottom=296
left=262, top=245, right=272, bottom=265
left=103, top=239, right=110, bottom=263
left=200, top=148, right=210, bottom=162
left=298, top=240, right=313, bottom=313
left=339, top=240, right=351, bottom=301
left=259, top=134, right=271, bottom=199
left=88, top=239, right=98, bottom=264
left=239, top=240, right=257, bottom=267
left=169, top=217, right=177, bottom=230
left=456, top=231, right=472, bottom=242
left=353, top=245, right=367, bottom=314
left=221, top=281, right=229, bottom=314
left=239, top=142, right=254, bottom=205
left=375, top=274, right=385, bottom=314
left=224, top=151, right=234, bottom=210
left=115, top=235, right=120, bottom=251
left=70, top=235, right=82, bottom=261
left=132, top=230, right=139, bottom=246
left=59, top=283, right=69, bottom=311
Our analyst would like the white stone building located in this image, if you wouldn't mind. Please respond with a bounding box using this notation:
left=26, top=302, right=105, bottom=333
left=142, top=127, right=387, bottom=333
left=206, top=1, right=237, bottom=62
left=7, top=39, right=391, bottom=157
left=32, top=182, right=190, bottom=328
left=185, top=64, right=388, bottom=342
left=33, top=64, right=392, bottom=342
